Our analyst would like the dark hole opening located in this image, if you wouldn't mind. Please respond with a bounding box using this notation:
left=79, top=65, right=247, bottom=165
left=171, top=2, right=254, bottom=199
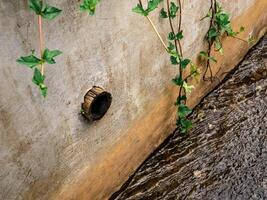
left=90, top=92, right=112, bottom=120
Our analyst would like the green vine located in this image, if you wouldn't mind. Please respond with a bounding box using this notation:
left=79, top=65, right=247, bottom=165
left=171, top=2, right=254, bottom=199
left=15, top=0, right=253, bottom=133
left=17, top=0, right=62, bottom=97
left=133, top=0, right=200, bottom=134
left=199, top=0, right=246, bottom=81
left=80, top=0, right=100, bottom=15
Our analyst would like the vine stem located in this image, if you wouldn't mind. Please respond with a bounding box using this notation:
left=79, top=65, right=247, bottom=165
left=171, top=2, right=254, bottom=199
left=203, top=0, right=215, bottom=81
left=138, top=0, right=168, bottom=51
left=177, top=0, right=183, bottom=57
left=166, top=0, right=179, bottom=56
left=230, top=35, right=248, bottom=43
left=38, top=14, right=45, bottom=75
left=167, top=0, right=184, bottom=102
left=146, top=16, right=168, bottom=51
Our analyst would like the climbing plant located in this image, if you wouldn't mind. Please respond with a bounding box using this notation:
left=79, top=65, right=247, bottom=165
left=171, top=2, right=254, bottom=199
left=17, top=0, right=62, bottom=97
left=80, top=0, right=101, bottom=15
left=15, top=0, right=251, bottom=130
left=133, top=0, right=200, bottom=134
left=199, top=0, right=247, bottom=81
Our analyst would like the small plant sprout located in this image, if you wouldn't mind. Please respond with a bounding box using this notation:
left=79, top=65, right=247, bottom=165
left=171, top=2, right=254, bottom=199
left=200, top=0, right=248, bottom=81
left=17, top=0, right=62, bottom=97
left=80, top=0, right=100, bottom=15
left=133, top=0, right=200, bottom=134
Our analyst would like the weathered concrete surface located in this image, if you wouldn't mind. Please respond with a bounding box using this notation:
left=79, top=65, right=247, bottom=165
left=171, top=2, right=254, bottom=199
left=0, top=0, right=266, bottom=200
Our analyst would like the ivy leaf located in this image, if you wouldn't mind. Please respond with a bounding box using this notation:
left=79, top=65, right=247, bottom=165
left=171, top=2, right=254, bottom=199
left=32, top=68, right=47, bottom=97
left=178, top=104, right=191, bottom=118
left=167, top=42, right=175, bottom=51
left=39, top=83, right=48, bottom=97
left=224, top=25, right=236, bottom=36
left=227, top=26, right=245, bottom=37
left=179, top=118, right=193, bottom=133
left=147, top=0, right=162, bottom=13
left=168, top=32, right=176, bottom=40
left=17, top=54, right=42, bottom=68
left=170, top=2, right=179, bottom=18
left=80, top=0, right=100, bottom=15
left=170, top=55, right=179, bottom=65
left=181, top=58, right=190, bottom=69
left=133, top=0, right=162, bottom=16
left=28, top=0, right=42, bottom=15
left=183, top=81, right=194, bottom=94
left=216, top=12, right=230, bottom=26
left=215, top=3, right=223, bottom=13
left=160, top=8, right=168, bottom=18
left=175, top=95, right=187, bottom=105
left=207, top=27, right=218, bottom=39
left=42, top=48, right=62, bottom=64
left=176, top=31, right=183, bottom=40
left=28, top=0, right=61, bottom=19
left=248, top=36, right=256, bottom=45
left=214, top=38, right=223, bottom=52
left=132, top=4, right=148, bottom=16
left=32, top=68, right=45, bottom=86
left=41, top=5, right=62, bottom=20
left=190, top=63, right=201, bottom=80
left=168, top=31, right=183, bottom=41
left=172, top=75, right=183, bottom=86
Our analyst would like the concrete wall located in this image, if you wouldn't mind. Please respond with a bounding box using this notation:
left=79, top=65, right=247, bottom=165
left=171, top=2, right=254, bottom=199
left=0, top=0, right=266, bottom=199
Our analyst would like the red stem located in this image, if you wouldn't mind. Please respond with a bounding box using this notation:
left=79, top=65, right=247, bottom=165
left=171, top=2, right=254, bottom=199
left=38, top=14, right=44, bottom=75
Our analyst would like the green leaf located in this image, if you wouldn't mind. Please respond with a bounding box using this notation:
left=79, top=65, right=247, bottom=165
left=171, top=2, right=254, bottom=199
left=214, top=38, right=223, bottom=52
left=248, top=36, right=256, bottom=45
left=28, top=0, right=61, bottom=19
left=168, top=31, right=183, bottom=41
left=168, top=32, right=176, bottom=40
left=181, top=58, right=190, bottom=69
left=17, top=54, right=42, bottom=68
left=180, top=118, right=193, bottom=133
left=28, top=0, right=42, bottom=15
left=175, top=31, right=183, bottom=40
left=147, top=0, right=162, bottom=13
left=167, top=42, right=175, bottom=51
left=183, top=82, right=194, bottom=94
left=132, top=4, right=148, bottom=16
left=178, top=104, right=191, bottom=118
left=133, top=0, right=162, bottom=16
left=42, top=48, right=62, bottom=64
left=32, top=68, right=45, bottom=86
left=80, top=0, right=100, bottom=15
left=32, top=69, right=47, bottom=97
left=172, top=75, right=183, bottom=86
left=199, top=51, right=208, bottom=57
left=170, top=55, right=179, bottom=65
left=175, top=95, right=187, bottom=105
left=216, top=12, right=230, bottom=26
left=170, top=2, right=179, bottom=18
left=160, top=8, right=168, bottom=18
left=39, top=84, right=48, bottom=97
left=41, top=5, right=62, bottom=20
left=190, top=63, right=201, bottom=80
left=207, top=27, right=218, bottom=39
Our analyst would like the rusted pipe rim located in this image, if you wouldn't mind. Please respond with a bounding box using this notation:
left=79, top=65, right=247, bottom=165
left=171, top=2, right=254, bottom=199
left=82, top=86, right=112, bottom=121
